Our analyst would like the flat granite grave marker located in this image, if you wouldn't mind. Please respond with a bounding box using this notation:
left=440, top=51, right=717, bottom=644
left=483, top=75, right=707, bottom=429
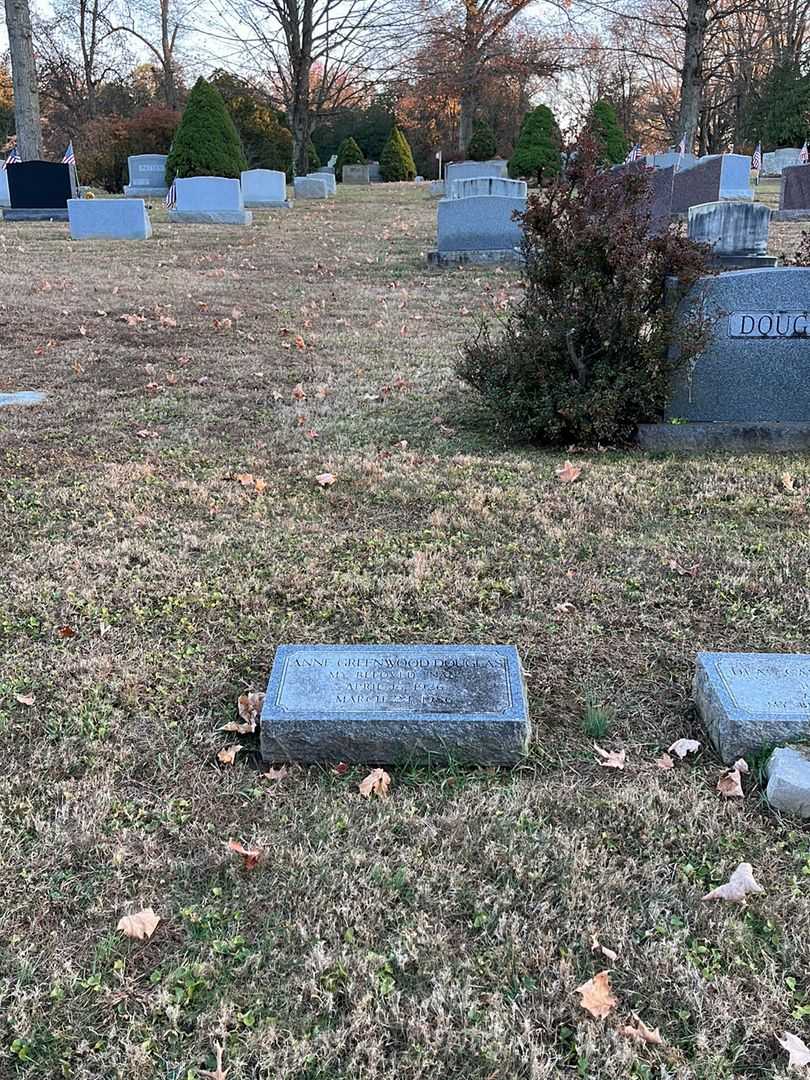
left=0, top=391, right=46, bottom=407
left=766, top=746, right=810, bottom=818
left=694, top=652, right=810, bottom=762
left=261, top=644, right=530, bottom=764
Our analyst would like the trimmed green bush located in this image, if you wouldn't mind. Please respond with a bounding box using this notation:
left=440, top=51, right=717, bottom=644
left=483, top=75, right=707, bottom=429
left=585, top=100, right=627, bottom=165
left=380, top=125, right=416, bottom=181
left=335, top=136, right=365, bottom=180
left=508, top=105, right=562, bottom=184
left=458, top=140, right=713, bottom=446
left=226, top=95, right=293, bottom=180
left=165, top=77, right=246, bottom=182
left=467, top=119, right=497, bottom=160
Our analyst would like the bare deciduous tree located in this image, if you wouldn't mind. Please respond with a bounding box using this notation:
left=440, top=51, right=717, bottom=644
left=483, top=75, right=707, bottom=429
left=5, top=0, right=43, bottom=157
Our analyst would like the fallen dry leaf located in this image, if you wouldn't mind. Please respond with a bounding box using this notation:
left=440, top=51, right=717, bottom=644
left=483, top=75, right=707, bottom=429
left=291, top=383, right=306, bottom=400
left=261, top=765, right=289, bottom=781
left=56, top=625, right=77, bottom=638
left=621, top=1016, right=665, bottom=1046
left=590, top=933, right=618, bottom=964
left=227, top=839, right=261, bottom=871
left=655, top=753, right=675, bottom=770
left=15, top=693, right=35, bottom=706
left=201, top=1041, right=228, bottom=1080
left=717, top=762, right=746, bottom=798
left=333, top=761, right=349, bottom=776
left=316, top=472, right=336, bottom=487
left=233, top=691, right=264, bottom=733
left=781, top=472, right=797, bottom=493
left=234, top=472, right=255, bottom=487
left=557, top=460, right=583, bottom=484
left=594, top=743, right=626, bottom=770
left=117, top=907, right=160, bottom=940
left=777, top=1031, right=810, bottom=1070
left=217, top=744, right=243, bottom=766
left=576, top=970, right=618, bottom=1019
left=668, top=738, right=701, bottom=759
left=703, top=862, right=764, bottom=903
left=294, top=335, right=306, bottom=349
left=359, top=768, right=391, bottom=799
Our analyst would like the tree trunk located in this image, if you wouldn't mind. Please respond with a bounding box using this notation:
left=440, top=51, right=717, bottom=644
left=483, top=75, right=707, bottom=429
left=459, top=87, right=476, bottom=155
left=4, top=0, right=43, bottom=159
left=458, top=1, right=483, bottom=155
left=290, top=91, right=310, bottom=175
left=676, top=0, right=709, bottom=154
left=161, top=0, right=178, bottom=109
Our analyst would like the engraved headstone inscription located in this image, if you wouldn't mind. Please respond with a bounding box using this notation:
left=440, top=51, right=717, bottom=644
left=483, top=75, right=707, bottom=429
left=694, top=651, right=810, bottom=762
left=261, top=644, right=530, bottom=764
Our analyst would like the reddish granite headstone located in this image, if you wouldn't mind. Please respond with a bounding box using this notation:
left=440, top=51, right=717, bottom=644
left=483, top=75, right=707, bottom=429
left=779, top=165, right=810, bottom=211
left=671, top=156, right=723, bottom=214
left=648, top=166, right=675, bottom=233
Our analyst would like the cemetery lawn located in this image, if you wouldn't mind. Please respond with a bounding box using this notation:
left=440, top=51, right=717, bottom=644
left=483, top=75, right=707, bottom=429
left=3, top=185, right=810, bottom=1080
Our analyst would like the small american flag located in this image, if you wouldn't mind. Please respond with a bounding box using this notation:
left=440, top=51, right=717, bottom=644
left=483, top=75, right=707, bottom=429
left=165, top=180, right=177, bottom=208
left=3, top=146, right=20, bottom=169
left=624, top=143, right=642, bottom=163
left=62, top=141, right=76, bottom=165
left=801, top=141, right=809, bottom=165
left=752, top=142, right=762, bottom=172
left=677, top=134, right=687, bottom=157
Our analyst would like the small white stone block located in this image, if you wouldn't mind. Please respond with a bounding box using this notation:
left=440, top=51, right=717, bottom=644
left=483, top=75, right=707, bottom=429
left=766, top=746, right=810, bottom=817
left=68, top=198, right=151, bottom=240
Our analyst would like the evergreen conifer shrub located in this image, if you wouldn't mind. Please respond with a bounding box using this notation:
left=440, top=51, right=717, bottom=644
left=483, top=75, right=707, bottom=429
left=380, top=126, right=416, bottom=181
left=458, top=140, right=713, bottom=446
left=165, top=77, right=247, bottom=183
left=226, top=96, right=293, bottom=179
left=467, top=119, right=497, bottom=161
left=508, top=105, right=562, bottom=183
left=307, top=140, right=321, bottom=172
left=335, top=136, right=365, bottom=180
left=585, top=100, right=628, bottom=165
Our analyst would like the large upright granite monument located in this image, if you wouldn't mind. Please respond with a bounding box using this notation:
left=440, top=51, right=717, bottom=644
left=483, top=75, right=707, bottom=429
left=638, top=267, right=810, bottom=452
left=5, top=161, right=77, bottom=221
left=261, top=644, right=530, bottom=764
left=671, top=154, right=752, bottom=214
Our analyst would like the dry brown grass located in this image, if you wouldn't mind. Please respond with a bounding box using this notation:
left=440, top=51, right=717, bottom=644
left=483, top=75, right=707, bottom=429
left=1, top=184, right=810, bottom=1080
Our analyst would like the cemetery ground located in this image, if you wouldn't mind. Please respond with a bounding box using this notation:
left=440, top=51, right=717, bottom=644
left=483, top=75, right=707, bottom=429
left=2, top=183, right=810, bottom=1080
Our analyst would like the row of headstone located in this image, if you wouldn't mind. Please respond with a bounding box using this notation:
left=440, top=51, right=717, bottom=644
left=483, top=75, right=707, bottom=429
left=256, top=642, right=810, bottom=817
left=762, top=147, right=803, bottom=176
left=428, top=160, right=524, bottom=265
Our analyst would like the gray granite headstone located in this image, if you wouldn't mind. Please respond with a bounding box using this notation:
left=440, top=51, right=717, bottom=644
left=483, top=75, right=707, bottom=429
left=445, top=160, right=508, bottom=186
left=168, top=177, right=252, bottom=225
left=763, top=148, right=802, bottom=176
left=261, top=644, right=530, bottom=764
left=429, top=194, right=526, bottom=265
left=342, top=164, right=371, bottom=185
left=294, top=176, right=329, bottom=199
left=688, top=201, right=770, bottom=255
left=241, top=169, right=289, bottom=208
left=368, top=161, right=381, bottom=182
left=123, top=154, right=168, bottom=197
left=666, top=268, right=810, bottom=421
left=695, top=652, right=810, bottom=762
left=448, top=177, right=527, bottom=200
left=307, top=171, right=336, bottom=195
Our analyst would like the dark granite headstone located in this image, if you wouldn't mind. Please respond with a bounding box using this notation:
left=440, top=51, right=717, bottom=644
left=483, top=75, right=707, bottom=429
left=665, top=268, right=810, bottom=422
left=695, top=652, right=810, bottom=762
left=778, top=165, right=810, bottom=216
left=261, top=644, right=530, bottom=764
left=648, top=165, right=675, bottom=233
left=6, top=160, right=77, bottom=221
left=671, top=156, right=723, bottom=214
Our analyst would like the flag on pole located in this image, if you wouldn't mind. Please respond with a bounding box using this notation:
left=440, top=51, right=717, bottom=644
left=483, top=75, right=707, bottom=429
left=677, top=134, right=687, bottom=157
left=752, top=142, right=762, bottom=173
left=801, top=141, right=809, bottom=165
left=3, top=146, right=20, bottom=169
left=61, top=141, right=76, bottom=166
left=624, top=143, right=643, bottom=163
left=165, top=180, right=177, bottom=208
